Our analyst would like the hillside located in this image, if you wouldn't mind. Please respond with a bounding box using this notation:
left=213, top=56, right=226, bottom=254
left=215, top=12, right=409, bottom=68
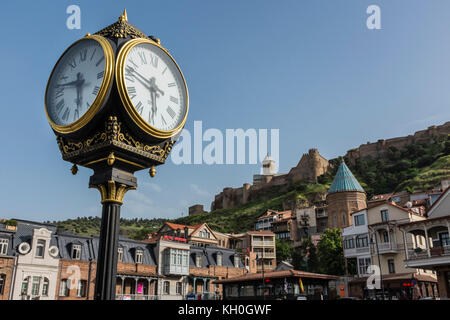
left=48, top=134, right=450, bottom=238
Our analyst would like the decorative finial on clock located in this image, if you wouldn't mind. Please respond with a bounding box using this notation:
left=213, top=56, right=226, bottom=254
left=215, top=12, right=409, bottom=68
left=119, top=9, right=128, bottom=22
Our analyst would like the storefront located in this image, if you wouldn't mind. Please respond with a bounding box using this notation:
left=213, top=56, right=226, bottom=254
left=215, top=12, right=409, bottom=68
left=348, top=272, right=438, bottom=300
left=213, top=269, right=340, bottom=300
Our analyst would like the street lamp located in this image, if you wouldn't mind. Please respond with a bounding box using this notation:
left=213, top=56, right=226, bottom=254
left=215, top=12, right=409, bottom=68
left=370, top=230, right=385, bottom=300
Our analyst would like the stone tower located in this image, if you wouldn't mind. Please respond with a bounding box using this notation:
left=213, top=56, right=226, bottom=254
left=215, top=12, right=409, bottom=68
left=326, top=161, right=366, bottom=229
left=261, top=154, right=276, bottom=175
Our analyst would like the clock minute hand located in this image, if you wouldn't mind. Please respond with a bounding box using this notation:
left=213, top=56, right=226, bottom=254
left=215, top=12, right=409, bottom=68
left=127, top=66, right=152, bottom=87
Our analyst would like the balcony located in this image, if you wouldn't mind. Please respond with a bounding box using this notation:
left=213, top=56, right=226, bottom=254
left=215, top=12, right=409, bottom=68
left=405, top=245, right=450, bottom=268
left=252, top=240, right=275, bottom=247
left=373, top=242, right=400, bottom=254
left=343, top=246, right=370, bottom=258
left=163, top=264, right=189, bottom=276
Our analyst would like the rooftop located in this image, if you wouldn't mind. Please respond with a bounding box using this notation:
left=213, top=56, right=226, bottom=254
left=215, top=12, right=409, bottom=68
left=328, top=161, right=365, bottom=194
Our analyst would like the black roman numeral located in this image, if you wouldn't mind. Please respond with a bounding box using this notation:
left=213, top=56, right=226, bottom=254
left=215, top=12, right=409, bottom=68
left=73, top=109, right=79, bottom=122
left=168, top=83, right=176, bottom=88
left=127, top=86, right=136, bottom=99
left=135, top=101, right=143, bottom=115
left=170, top=96, right=179, bottom=104
left=92, top=86, right=100, bottom=95
left=55, top=99, right=65, bottom=115
left=161, top=115, right=167, bottom=125
left=97, top=71, right=104, bottom=79
left=55, top=86, right=64, bottom=100
left=138, top=51, right=147, bottom=64
left=95, top=56, right=104, bottom=67
left=90, top=48, right=97, bottom=61
left=80, top=49, right=87, bottom=62
left=68, top=57, right=77, bottom=69
left=62, top=108, right=70, bottom=121
left=129, top=59, right=139, bottom=69
left=167, top=106, right=176, bottom=119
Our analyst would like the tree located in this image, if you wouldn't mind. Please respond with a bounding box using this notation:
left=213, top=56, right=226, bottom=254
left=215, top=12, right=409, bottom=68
left=317, top=228, right=345, bottom=276
left=300, top=236, right=319, bottom=273
left=291, top=248, right=307, bottom=271
left=275, top=238, right=292, bottom=263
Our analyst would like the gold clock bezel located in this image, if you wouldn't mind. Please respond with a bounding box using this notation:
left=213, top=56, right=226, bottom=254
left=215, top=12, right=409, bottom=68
left=44, top=34, right=114, bottom=134
left=115, top=38, right=189, bottom=139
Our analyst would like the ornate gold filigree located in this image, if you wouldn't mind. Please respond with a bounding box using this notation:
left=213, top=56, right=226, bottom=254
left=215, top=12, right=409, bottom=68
left=94, top=9, right=147, bottom=39
left=56, top=116, right=175, bottom=162
left=89, top=180, right=136, bottom=204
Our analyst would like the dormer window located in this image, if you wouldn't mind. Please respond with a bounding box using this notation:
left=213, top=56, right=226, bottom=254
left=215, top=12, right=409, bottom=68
left=216, top=252, right=223, bottom=266
left=195, top=254, right=202, bottom=267
left=0, top=239, right=8, bottom=255
left=233, top=255, right=240, bottom=268
left=135, top=249, right=143, bottom=264
left=118, top=247, right=123, bottom=262
left=71, top=244, right=81, bottom=260
left=36, top=240, right=45, bottom=258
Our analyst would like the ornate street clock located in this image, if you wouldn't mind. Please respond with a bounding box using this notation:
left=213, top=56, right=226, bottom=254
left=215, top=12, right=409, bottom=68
left=44, top=10, right=189, bottom=300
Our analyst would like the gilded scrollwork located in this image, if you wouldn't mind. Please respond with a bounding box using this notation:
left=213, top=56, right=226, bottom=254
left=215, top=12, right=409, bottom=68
left=56, top=116, right=174, bottom=162
left=94, top=10, right=147, bottom=39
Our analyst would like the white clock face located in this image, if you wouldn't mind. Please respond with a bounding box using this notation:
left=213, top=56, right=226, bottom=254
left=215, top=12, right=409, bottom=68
left=122, top=42, right=188, bottom=132
left=46, top=39, right=107, bottom=126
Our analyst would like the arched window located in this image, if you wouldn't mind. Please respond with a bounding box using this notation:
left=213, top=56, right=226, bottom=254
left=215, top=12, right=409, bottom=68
left=342, top=214, right=347, bottom=226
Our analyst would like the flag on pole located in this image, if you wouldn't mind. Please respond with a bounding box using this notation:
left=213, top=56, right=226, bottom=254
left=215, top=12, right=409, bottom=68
left=299, top=278, right=304, bottom=293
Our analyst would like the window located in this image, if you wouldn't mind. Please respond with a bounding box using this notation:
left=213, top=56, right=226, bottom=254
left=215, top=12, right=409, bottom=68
left=382, top=231, right=389, bottom=243
left=77, top=280, right=87, bottom=297
left=176, top=282, right=182, bottom=295
left=381, top=209, right=389, bottom=222
left=354, top=214, right=365, bottom=226
left=358, top=258, right=371, bottom=275
left=31, top=276, right=40, bottom=296
left=42, top=278, right=49, bottom=296
left=21, top=277, right=29, bottom=296
left=36, top=240, right=45, bottom=258
left=388, top=259, right=395, bottom=274
left=344, top=238, right=355, bottom=249
left=164, top=281, right=170, bottom=294
left=118, top=247, right=123, bottom=262
left=71, top=244, right=81, bottom=260
left=135, top=249, right=143, bottom=264
left=234, top=255, right=240, bottom=268
left=195, top=254, right=202, bottom=267
left=342, top=214, right=347, bottom=226
left=0, top=274, right=5, bottom=295
left=356, top=235, right=368, bottom=248
left=59, top=279, right=69, bottom=296
left=216, top=252, right=222, bottom=266
left=0, top=239, right=8, bottom=255
left=439, top=232, right=449, bottom=246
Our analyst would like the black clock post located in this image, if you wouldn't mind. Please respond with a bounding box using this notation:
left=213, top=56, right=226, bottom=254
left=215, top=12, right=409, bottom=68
left=45, top=10, right=187, bottom=300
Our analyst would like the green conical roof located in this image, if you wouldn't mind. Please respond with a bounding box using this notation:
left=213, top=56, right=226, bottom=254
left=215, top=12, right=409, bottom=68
left=328, top=161, right=364, bottom=194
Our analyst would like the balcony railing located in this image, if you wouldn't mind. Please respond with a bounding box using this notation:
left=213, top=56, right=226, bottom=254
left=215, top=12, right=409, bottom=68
left=252, top=240, right=274, bottom=247
left=116, top=294, right=161, bottom=300
left=407, top=246, right=450, bottom=261
left=185, top=292, right=221, bottom=300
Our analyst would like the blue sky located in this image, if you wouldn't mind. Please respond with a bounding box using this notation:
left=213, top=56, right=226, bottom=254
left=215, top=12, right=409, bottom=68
left=1, top=0, right=450, bottom=222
